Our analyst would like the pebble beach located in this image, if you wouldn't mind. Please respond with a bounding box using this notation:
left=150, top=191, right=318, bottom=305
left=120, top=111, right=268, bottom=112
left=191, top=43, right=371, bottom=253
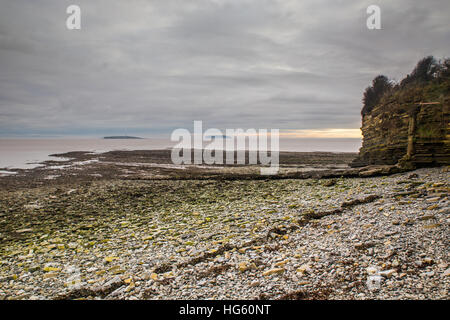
left=0, top=151, right=448, bottom=300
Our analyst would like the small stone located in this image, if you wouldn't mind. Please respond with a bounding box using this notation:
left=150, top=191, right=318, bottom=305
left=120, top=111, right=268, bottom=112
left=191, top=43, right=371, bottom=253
left=354, top=242, right=375, bottom=250
left=29, top=265, right=40, bottom=273
left=43, top=266, right=60, bottom=272
left=249, top=280, right=260, bottom=287
left=105, top=256, right=119, bottom=263
left=238, top=262, right=249, bottom=272
left=111, top=268, right=125, bottom=275
left=366, top=266, right=378, bottom=275
left=16, top=228, right=33, bottom=233
left=423, top=224, right=441, bottom=229
left=296, top=264, right=311, bottom=275
left=65, top=266, right=77, bottom=273
left=68, top=242, right=78, bottom=249
left=103, top=276, right=123, bottom=288
left=262, top=268, right=284, bottom=276
left=274, top=260, right=288, bottom=267
left=379, top=269, right=396, bottom=278
left=415, top=260, right=424, bottom=268
left=366, top=275, right=382, bottom=291
left=403, top=218, right=414, bottom=226
left=322, top=179, right=336, bottom=187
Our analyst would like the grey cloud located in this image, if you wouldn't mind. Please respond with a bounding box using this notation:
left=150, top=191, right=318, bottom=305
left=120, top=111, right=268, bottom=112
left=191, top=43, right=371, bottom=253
left=0, top=0, right=449, bottom=136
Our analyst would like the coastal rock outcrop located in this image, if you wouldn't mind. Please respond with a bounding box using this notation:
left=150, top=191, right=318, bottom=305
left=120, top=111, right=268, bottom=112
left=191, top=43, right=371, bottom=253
left=352, top=58, right=450, bottom=169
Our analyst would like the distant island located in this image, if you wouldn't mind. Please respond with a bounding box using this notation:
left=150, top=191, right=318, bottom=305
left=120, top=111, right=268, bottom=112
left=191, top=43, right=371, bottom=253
left=103, top=136, right=143, bottom=139
left=205, top=135, right=231, bottom=139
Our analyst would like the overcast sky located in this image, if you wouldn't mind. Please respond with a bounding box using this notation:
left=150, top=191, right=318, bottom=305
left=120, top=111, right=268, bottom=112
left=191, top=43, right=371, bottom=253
left=0, top=0, right=449, bottom=138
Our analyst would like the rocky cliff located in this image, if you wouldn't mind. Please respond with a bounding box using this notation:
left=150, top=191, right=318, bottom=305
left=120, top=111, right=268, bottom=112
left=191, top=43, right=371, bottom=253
left=352, top=79, right=450, bottom=168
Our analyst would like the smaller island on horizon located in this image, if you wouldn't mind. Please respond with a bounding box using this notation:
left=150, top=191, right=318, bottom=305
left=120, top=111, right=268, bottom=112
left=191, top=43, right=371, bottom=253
left=103, top=136, right=143, bottom=139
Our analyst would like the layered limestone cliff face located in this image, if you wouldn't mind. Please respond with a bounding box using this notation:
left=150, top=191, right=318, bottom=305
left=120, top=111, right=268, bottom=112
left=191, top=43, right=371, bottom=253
left=352, top=82, right=450, bottom=168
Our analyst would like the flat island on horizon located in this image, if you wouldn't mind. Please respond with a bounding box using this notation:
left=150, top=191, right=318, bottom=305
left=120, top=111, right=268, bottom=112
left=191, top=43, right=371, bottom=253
left=103, top=136, right=143, bottom=139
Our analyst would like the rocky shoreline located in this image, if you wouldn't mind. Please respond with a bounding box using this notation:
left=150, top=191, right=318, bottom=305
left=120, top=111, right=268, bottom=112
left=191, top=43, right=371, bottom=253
left=0, top=151, right=448, bottom=300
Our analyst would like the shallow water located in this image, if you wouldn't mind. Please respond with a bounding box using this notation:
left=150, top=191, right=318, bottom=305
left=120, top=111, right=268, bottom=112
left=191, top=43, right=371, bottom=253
left=0, top=138, right=172, bottom=169
left=0, top=138, right=361, bottom=169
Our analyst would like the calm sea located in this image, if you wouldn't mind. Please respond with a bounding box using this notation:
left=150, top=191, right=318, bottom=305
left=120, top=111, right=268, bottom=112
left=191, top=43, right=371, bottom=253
left=0, top=138, right=361, bottom=169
